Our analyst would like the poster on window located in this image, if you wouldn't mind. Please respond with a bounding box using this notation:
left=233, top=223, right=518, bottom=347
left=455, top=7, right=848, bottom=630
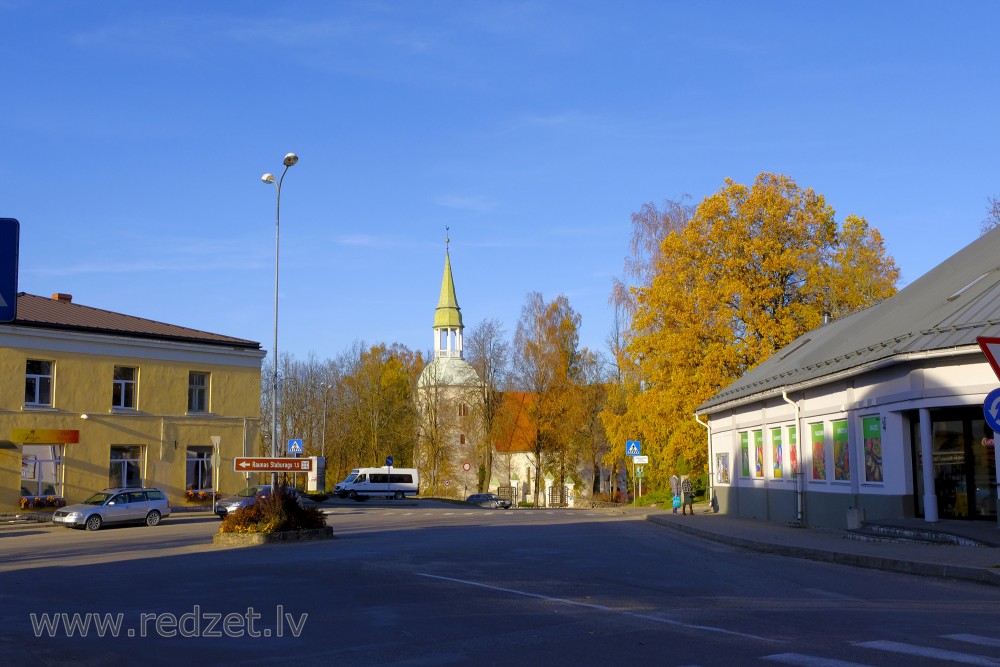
left=715, top=453, right=730, bottom=484
left=740, top=432, right=750, bottom=477
left=811, top=423, right=826, bottom=480
left=753, top=430, right=764, bottom=478
left=862, top=416, right=883, bottom=482
left=833, top=419, right=850, bottom=481
left=771, top=428, right=783, bottom=479
left=789, top=426, right=799, bottom=474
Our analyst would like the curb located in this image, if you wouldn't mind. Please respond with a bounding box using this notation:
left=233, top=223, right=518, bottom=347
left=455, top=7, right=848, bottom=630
left=647, top=514, right=1000, bottom=587
left=213, top=526, right=335, bottom=546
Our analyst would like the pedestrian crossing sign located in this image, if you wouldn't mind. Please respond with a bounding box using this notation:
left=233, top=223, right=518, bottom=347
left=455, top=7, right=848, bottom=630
left=626, top=440, right=641, bottom=456
left=287, top=439, right=303, bottom=455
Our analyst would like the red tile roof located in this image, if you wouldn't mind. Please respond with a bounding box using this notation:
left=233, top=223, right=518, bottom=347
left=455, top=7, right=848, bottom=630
left=6, top=293, right=260, bottom=350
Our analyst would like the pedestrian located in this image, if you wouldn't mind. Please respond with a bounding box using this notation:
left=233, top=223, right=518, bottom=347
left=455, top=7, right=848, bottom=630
left=681, top=475, right=694, bottom=515
left=670, top=474, right=680, bottom=514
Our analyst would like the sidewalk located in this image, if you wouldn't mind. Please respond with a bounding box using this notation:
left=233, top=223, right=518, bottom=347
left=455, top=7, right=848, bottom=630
left=646, top=504, right=1000, bottom=587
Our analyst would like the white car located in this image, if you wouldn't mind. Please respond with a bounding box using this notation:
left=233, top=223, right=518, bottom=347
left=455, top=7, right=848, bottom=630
left=52, top=488, right=171, bottom=531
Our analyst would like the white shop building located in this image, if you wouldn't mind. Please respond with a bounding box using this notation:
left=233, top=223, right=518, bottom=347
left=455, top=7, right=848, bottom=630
left=697, top=227, right=1000, bottom=529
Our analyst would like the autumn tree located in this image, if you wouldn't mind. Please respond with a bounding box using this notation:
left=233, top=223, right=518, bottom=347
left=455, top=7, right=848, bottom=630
left=601, top=198, right=693, bottom=494
left=622, top=173, right=900, bottom=486
left=465, top=318, right=511, bottom=492
left=982, top=195, right=1000, bottom=235
left=513, top=292, right=584, bottom=504
left=341, top=343, right=421, bottom=470
left=576, top=348, right=609, bottom=495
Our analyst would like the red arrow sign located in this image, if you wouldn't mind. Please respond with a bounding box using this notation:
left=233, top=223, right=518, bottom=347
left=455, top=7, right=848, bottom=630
left=977, top=337, right=1000, bottom=380
left=234, top=457, right=312, bottom=473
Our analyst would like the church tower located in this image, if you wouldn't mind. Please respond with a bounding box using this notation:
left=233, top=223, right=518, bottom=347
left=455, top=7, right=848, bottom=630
left=417, top=230, right=483, bottom=497
left=433, top=232, right=463, bottom=359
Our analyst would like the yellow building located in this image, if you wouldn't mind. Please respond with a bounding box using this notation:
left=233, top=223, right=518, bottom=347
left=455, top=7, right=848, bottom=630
left=0, top=292, right=265, bottom=512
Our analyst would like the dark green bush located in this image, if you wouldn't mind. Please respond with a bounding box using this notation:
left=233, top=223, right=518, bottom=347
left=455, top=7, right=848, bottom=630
left=219, top=485, right=326, bottom=534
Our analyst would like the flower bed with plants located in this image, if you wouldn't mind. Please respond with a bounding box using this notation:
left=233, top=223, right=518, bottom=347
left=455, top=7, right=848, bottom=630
left=184, top=490, right=221, bottom=503
left=213, top=485, right=331, bottom=546
left=19, top=496, right=67, bottom=510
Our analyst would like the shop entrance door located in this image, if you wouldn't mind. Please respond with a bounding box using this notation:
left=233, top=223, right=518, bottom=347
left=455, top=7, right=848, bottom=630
left=912, top=408, right=997, bottom=520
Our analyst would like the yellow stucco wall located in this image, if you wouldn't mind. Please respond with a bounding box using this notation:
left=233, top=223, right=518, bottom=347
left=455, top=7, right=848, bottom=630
left=1, top=339, right=264, bottom=511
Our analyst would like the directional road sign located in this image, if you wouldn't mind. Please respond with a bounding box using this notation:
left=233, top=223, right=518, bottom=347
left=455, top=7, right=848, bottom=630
left=287, top=439, right=303, bottom=455
left=234, top=457, right=312, bottom=473
left=0, top=218, right=19, bottom=323
left=984, top=388, right=1000, bottom=434
left=626, top=440, right=641, bottom=457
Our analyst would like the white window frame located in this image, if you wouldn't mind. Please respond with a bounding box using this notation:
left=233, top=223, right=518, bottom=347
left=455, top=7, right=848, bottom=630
left=188, top=372, right=209, bottom=413
left=113, top=366, right=138, bottom=410
left=25, top=359, right=53, bottom=407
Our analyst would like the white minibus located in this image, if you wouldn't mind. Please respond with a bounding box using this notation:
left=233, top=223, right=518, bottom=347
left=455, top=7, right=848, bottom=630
left=334, top=467, right=419, bottom=501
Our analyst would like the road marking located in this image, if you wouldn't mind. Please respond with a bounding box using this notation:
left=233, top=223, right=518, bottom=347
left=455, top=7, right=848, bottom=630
left=416, top=572, right=779, bottom=643
left=761, top=653, right=870, bottom=666
left=944, top=635, right=1000, bottom=648
left=854, top=640, right=1000, bottom=666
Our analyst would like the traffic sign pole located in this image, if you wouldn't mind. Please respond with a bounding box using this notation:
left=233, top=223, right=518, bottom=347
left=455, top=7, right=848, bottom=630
left=0, top=218, right=19, bottom=323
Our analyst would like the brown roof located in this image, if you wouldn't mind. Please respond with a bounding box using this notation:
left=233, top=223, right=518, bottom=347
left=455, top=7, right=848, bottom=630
left=6, top=293, right=260, bottom=350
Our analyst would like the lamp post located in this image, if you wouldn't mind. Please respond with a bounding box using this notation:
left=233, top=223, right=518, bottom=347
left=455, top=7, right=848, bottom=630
left=262, top=152, right=298, bottom=486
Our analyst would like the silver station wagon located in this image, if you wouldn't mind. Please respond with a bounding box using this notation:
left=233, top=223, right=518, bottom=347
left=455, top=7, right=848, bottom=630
left=52, top=487, right=171, bottom=531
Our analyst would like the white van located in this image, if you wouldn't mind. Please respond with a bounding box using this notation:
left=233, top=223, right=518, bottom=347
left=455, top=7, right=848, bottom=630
left=334, top=467, right=419, bottom=501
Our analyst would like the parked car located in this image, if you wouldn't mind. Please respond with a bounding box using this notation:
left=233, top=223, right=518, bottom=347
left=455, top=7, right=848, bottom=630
left=215, top=484, right=302, bottom=519
left=466, top=493, right=512, bottom=509
left=52, top=488, right=171, bottom=531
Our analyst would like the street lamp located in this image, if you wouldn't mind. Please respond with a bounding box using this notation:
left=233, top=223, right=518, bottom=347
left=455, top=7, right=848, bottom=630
left=262, top=152, right=298, bottom=485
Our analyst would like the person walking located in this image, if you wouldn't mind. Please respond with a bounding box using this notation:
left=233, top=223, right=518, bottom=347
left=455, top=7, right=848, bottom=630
left=669, top=474, right=680, bottom=514
left=680, top=475, right=694, bottom=515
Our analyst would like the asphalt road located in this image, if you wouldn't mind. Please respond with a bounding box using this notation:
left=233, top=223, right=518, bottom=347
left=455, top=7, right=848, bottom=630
left=2, top=502, right=1000, bottom=666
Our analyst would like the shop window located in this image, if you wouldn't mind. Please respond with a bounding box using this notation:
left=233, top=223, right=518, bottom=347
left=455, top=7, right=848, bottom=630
left=739, top=432, right=750, bottom=477
left=753, top=430, right=764, bottom=478
left=186, top=446, right=213, bottom=491
left=109, top=445, right=143, bottom=488
left=21, top=445, right=63, bottom=497
left=771, top=428, right=783, bottom=479
left=25, top=360, right=53, bottom=406
left=810, top=423, right=827, bottom=481
left=188, top=372, right=209, bottom=413
left=113, top=366, right=137, bottom=410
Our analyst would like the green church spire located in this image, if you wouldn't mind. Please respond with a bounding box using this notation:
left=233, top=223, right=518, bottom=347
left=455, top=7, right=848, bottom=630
left=434, top=229, right=463, bottom=329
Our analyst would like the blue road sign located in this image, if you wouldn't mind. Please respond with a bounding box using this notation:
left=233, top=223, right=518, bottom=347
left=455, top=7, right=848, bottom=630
left=287, top=438, right=303, bottom=455
left=386, top=455, right=394, bottom=467
left=0, top=218, right=19, bottom=323
left=984, top=388, right=1000, bottom=433
left=626, top=440, right=641, bottom=457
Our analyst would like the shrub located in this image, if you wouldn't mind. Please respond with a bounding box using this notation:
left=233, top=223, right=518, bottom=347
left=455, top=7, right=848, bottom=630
left=219, top=485, right=326, bottom=534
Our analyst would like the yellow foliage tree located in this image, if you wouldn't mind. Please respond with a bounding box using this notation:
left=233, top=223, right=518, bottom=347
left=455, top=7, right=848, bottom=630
left=619, top=173, right=900, bottom=486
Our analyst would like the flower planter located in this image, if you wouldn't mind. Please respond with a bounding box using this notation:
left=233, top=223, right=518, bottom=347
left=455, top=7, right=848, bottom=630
left=212, top=526, right=334, bottom=547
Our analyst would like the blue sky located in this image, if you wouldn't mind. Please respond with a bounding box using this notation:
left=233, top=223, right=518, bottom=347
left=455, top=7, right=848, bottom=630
left=3, top=1, right=998, bottom=363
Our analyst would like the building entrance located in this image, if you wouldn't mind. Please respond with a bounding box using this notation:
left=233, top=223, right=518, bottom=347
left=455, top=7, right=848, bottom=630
left=911, top=408, right=997, bottom=520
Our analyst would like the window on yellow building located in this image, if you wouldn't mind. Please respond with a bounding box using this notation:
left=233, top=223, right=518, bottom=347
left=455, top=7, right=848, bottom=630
left=188, top=372, right=209, bottom=413
left=110, top=445, right=143, bottom=488
left=186, top=446, right=213, bottom=491
left=113, top=366, right=137, bottom=410
left=25, top=359, right=53, bottom=406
